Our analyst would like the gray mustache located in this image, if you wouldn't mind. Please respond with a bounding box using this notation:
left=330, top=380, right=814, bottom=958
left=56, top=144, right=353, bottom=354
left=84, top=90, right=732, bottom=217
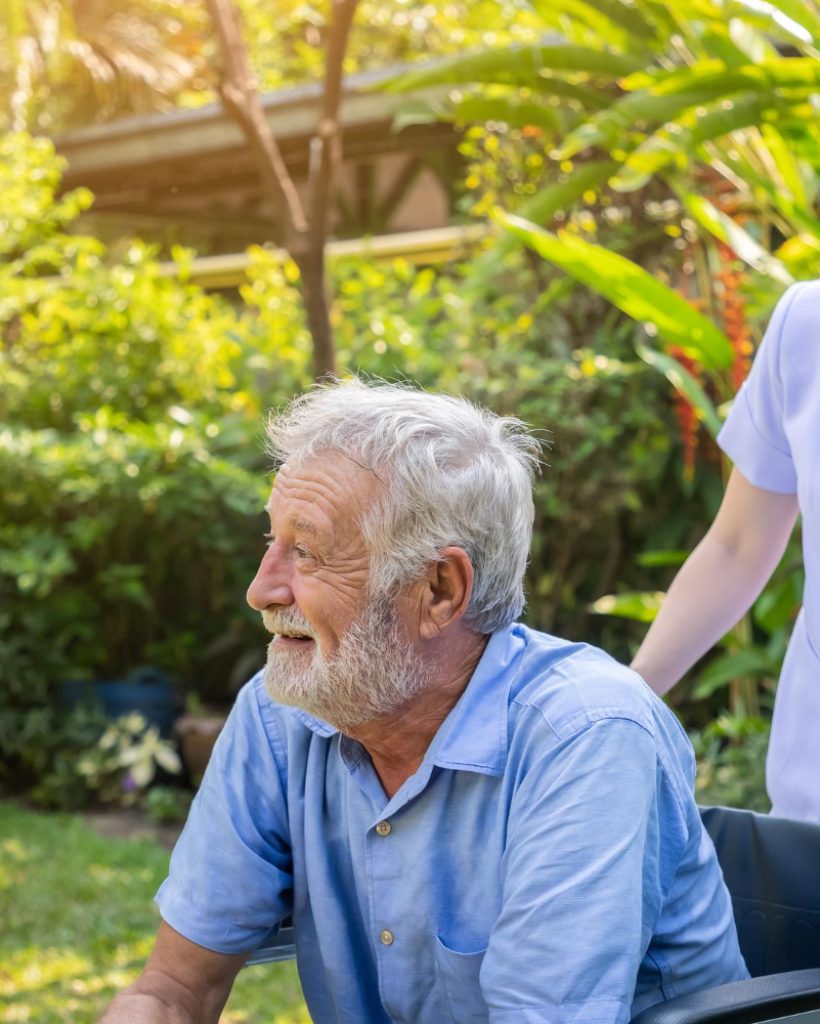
left=262, top=609, right=316, bottom=639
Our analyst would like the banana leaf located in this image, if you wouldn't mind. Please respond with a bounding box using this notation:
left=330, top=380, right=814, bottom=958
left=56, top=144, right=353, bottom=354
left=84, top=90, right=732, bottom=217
left=693, top=648, right=778, bottom=698
left=499, top=213, right=734, bottom=370
left=611, top=97, right=811, bottom=191
left=467, top=160, right=618, bottom=287
left=635, top=343, right=723, bottom=438
left=379, top=44, right=646, bottom=93
left=676, top=191, right=794, bottom=286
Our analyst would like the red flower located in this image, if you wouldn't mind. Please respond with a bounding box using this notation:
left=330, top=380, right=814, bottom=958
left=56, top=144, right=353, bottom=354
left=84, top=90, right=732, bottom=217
left=669, top=345, right=700, bottom=481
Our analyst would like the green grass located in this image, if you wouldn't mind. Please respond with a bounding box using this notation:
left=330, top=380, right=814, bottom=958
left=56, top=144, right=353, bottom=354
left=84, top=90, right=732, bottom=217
left=0, top=801, right=309, bottom=1023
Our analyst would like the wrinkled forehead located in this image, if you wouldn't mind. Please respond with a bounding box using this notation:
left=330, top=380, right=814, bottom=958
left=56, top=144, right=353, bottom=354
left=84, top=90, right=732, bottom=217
left=266, top=453, right=386, bottom=538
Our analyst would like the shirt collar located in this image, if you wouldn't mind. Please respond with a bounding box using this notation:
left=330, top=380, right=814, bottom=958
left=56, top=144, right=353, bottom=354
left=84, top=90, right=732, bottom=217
left=429, top=623, right=524, bottom=776
left=290, top=623, right=526, bottom=778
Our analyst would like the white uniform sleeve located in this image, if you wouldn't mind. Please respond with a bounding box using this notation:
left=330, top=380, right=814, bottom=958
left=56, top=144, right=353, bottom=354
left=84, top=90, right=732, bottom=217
left=717, top=284, right=806, bottom=494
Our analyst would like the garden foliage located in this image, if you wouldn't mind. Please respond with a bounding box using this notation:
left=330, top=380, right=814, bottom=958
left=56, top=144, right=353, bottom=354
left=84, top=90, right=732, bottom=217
left=382, top=0, right=820, bottom=804
left=0, top=133, right=271, bottom=799
left=0, top=130, right=693, bottom=804
left=4, top=25, right=805, bottom=803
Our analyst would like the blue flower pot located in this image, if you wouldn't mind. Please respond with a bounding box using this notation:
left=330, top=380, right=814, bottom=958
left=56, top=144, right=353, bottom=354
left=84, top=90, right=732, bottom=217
left=59, top=668, right=178, bottom=737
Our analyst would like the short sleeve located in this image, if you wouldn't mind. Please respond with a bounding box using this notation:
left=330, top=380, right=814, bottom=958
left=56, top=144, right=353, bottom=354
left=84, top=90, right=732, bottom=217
left=717, top=284, right=804, bottom=494
left=155, top=676, right=293, bottom=954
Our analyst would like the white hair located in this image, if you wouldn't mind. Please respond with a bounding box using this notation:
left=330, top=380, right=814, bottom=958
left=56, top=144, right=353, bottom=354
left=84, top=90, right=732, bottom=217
left=266, top=379, right=544, bottom=634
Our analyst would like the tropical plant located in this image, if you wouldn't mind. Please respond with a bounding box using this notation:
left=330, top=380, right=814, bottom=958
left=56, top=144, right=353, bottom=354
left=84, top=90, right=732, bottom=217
left=381, top=2, right=818, bottom=806
left=0, top=0, right=209, bottom=132
left=382, top=0, right=820, bottom=393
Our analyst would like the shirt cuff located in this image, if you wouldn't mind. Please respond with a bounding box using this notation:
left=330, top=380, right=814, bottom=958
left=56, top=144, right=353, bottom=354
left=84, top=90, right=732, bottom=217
left=718, top=389, right=797, bottom=494
left=489, top=997, right=629, bottom=1024
left=155, top=879, right=279, bottom=955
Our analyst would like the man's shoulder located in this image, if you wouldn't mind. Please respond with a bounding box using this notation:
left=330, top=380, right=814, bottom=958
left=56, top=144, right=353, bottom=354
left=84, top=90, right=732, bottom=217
left=501, top=624, right=696, bottom=800
left=507, top=624, right=667, bottom=742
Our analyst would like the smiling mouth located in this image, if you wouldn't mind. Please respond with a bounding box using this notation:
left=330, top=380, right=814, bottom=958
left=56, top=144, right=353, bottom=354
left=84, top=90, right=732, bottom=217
left=272, top=633, right=315, bottom=645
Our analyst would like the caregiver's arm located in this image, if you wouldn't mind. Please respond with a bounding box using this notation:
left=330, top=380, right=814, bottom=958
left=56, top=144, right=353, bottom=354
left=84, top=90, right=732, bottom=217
left=632, top=467, right=798, bottom=697
left=98, top=922, right=247, bottom=1024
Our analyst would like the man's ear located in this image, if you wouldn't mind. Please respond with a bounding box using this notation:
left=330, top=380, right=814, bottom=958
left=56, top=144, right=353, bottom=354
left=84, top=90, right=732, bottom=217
left=418, top=547, right=474, bottom=640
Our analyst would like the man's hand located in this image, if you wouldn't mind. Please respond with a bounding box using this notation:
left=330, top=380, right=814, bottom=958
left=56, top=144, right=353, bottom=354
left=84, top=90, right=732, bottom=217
left=98, top=922, right=247, bottom=1023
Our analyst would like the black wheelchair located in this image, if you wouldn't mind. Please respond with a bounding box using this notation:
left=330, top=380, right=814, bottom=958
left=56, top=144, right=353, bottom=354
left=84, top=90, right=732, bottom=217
left=247, top=805, right=820, bottom=1023
left=633, top=805, right=820, bottom=1024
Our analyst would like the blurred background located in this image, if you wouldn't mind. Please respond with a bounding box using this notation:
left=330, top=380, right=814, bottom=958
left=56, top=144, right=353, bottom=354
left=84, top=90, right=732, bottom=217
left=1, top=0, right=818, bottom=1019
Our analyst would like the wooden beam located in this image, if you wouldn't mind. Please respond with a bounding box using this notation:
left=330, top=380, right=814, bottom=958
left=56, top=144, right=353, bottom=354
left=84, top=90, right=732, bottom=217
left=156, top=224, right=492, bottom=289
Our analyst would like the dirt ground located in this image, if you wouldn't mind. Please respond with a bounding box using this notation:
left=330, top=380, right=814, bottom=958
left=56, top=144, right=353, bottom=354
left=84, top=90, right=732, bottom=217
left=83, top=807, right=184, bottom=850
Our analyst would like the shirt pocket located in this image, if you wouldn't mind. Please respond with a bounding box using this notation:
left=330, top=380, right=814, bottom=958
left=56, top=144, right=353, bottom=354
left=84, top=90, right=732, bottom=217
left=434, top=935, right=489, bottom=1024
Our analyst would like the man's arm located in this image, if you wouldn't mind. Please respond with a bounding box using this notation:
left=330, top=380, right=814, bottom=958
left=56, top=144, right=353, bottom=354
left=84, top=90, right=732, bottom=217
left=631, top=466, right=798, bottom=696
left=98, top=922, right=247, bottom=1023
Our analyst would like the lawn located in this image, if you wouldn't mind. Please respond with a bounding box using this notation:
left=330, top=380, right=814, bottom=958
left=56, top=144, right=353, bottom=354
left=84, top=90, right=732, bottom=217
left=0, top=801, right=309, bottom=1023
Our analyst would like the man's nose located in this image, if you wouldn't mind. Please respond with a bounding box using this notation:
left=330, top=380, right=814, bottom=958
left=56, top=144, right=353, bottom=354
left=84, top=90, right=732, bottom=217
left=247, top=544, right=294, bottom=611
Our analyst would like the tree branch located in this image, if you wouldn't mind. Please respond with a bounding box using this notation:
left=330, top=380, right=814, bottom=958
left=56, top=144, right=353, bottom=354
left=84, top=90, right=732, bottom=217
left=205, top=0, right=361, bottom=378
left=204, top=0, right=308, bottom=242
left=308, top=0, right=359, bottom=246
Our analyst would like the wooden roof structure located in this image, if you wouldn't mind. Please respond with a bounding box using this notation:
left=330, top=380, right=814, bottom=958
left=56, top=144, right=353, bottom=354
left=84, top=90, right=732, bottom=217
left=56, top=65, right=464, bottom=256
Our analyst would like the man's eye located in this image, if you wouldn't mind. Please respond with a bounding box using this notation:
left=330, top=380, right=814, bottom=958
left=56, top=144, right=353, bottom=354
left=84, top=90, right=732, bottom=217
left=295, top=545, right=312, bottom=560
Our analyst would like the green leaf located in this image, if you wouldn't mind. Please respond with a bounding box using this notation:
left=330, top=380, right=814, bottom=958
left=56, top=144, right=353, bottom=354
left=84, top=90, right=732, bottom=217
left=389, top=100, right=447, bottom=133
left=635, top=343, right=723, bottom=438
left=727, top=0, right=818, bottom=44
left=528, top=0, right=659, bottom=45
left=753, top=572, right=803, bottom=633
left=589, top=590, right=666, bottom=622
left=554, top=85, right=758, bottom=159
left=576, top=0, right=661, bottom=41
left=155, top=745, right=183, bottom=774
left=467, top=160, right=618, bottom=288
left=499, top=213, right=734, bottom=370
left=556, top=55, right=820, bottom=161
left=692, top=648, right=777, bottom=699
left=676, top=191, right=794, bottom=286
left=380, top=44, right=646, bottom=93
left=759, top=124, right=812, bottom=208
left=529, top=76, right=613, bottom=111
left=723, top=154, right=820, bottom=240
left=622, top=56, right=820, bottom=95
left=611, top=96, right=815, bottom=191
left=635, top=549, right=690, bottom=568
left=453, top=94, right=563, bottom=134
left=610, top=95, right=768, bottom=189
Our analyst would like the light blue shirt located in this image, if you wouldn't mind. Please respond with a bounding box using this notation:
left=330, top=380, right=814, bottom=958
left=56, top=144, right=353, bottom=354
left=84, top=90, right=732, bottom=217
left=157, top=624, right=748, bottom=1023
left=718, top=280, right=820, bottom=822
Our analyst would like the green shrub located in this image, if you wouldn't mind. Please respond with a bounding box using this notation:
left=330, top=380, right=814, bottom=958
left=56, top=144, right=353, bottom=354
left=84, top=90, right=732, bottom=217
left=0, top=135, right=276, bottom=795
left=0, top=131, right=705, bottom=800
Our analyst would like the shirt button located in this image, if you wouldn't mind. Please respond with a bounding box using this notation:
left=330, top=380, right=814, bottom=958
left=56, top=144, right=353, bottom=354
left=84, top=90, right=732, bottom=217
left=375, top=820, right=392, bottom=836
left=379, top=929, right=395, bottom=946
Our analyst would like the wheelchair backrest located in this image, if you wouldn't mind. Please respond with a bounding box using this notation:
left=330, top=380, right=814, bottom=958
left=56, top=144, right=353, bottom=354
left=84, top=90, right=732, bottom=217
left=700, top=805, right=820, bottom=977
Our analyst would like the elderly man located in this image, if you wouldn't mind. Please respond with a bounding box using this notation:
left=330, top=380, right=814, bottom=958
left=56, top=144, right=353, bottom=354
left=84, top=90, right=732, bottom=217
left=100, top=380, right=747, bottom=1024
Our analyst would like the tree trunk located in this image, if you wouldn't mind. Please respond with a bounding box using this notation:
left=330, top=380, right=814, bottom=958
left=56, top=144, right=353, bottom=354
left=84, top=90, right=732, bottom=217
left=295, top=247, right=336, bottom=380
left=205, top=0, right=359, bottom=381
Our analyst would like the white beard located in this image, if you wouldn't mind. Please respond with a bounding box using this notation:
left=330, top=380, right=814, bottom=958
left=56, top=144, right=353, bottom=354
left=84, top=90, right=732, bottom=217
left=262, top=594, right=430, bottom=730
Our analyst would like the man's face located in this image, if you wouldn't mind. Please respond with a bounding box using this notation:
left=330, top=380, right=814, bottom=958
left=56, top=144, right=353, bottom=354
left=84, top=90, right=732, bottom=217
left=246, top=455, right=429, bottom=728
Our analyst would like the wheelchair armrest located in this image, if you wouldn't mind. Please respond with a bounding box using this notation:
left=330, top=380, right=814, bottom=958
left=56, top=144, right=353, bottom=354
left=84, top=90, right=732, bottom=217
left=631, top=969, right=820, bottom=1024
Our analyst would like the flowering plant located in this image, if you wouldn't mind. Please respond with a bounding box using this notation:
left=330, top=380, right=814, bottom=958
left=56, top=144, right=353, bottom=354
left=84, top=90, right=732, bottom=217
left=76, top=712, right=181, bottom=806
